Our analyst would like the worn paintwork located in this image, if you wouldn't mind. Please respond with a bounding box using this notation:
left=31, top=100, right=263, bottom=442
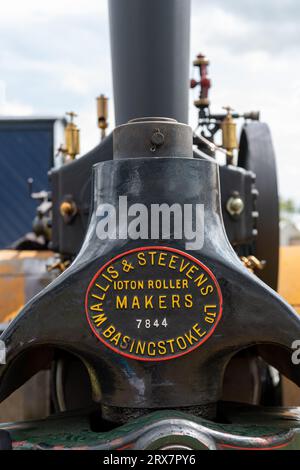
left=1, top=405, right=300, bottom=450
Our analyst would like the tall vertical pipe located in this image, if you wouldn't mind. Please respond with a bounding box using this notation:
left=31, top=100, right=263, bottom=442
left=108, top=0, right=191, bottom=125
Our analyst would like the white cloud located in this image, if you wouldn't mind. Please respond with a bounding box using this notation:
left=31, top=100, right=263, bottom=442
left=0, top=0, right=107, bottom=22
left=0, top=80, right=33, bottom=115
left=0, top=100, right=33, bottom=116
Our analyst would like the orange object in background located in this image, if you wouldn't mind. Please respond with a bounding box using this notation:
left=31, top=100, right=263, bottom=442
left=0, top=250, right=56, bottom=326
left=278, top=246, right=300, bottom=315
left=278, top=246, right=300, bottom=405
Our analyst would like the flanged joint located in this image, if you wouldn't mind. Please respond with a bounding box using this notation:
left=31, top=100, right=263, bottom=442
left=113, top=117, right=193, bottom=160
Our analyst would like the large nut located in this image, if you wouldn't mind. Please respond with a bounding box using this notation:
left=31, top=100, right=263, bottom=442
left=226, top=194, right=244, bottom=216
left=151, top=129, right=165, bottom=147
left=60, top=200, right=77, bottom=220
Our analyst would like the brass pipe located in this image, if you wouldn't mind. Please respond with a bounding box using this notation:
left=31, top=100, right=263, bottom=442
left=97, top=95, right=109, bottom=141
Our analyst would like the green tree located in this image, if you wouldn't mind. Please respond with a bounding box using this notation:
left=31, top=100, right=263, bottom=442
left=280, top=197, right=297, bottom=213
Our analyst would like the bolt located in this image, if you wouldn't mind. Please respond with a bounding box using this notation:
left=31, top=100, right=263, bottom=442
left=60, top=200, right=77, bottom=218
left=151, top=129, right=165, bottom=147
left=226, top=195, right=244, bottom=216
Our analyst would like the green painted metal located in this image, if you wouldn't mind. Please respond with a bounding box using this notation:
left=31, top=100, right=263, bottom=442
left=1, top=405, right=300, bottom=450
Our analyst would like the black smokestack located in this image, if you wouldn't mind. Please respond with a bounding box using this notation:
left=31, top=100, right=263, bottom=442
left=108, top=0, right=191, bottom=125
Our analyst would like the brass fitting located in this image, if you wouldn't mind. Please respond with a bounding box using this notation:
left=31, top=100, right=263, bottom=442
left=193, top=55, right=209, bottom=66
left=64, top=112, right=80, bottom=159
left=97, top=94, right=109, bottom=140
left=59, top=199, right=77, bottom=224
left=241, top=255, right=265, bottom=273
left=221, top=106, right=238, bottom=162
left=47, top=258, right=71, bottom=273
left=191, top=53, right=211, bottom=109
left=193, top=98, right=210, bottom=108
left=226, top=193, right=244, bottom=217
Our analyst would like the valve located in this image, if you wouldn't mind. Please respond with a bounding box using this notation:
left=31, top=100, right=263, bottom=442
left=221, top=106, right=238, bottom=164
left=97, top=94, right=109, bottom=141
left=59, top=197, right=77, bottom=223
left=190, top=53, right=211, bottom=110
left=240, top=255, right=266, bottom=273
left=64, top=111, right=80, bottom=160
left=47, top=256, right=71, bottom=273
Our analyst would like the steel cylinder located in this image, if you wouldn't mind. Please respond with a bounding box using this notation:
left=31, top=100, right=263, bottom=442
left=108, top=0, right=191, bottom=125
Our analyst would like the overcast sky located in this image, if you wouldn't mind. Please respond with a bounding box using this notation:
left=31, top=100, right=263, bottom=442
left=0, top=0, right=299, bottom=201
